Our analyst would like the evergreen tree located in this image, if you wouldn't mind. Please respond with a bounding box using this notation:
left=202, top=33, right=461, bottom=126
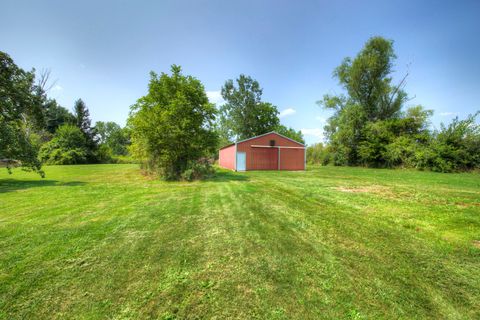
left=73, top=99, right=98, bottom=162
left=74, top=99, right=94, bottom=138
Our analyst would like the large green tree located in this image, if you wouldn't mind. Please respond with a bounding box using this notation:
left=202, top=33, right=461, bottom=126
left=318, top=37, right=416, bottom=166
left=128, top=65, right=218, bottom=180
left=220, top=75, right=279, bottom=140
left=0, top=51, right=44, bottom=175
left=95, top=121, right=130, bottom=155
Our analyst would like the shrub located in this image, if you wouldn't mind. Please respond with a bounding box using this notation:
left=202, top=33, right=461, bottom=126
left=181, top=159, right=215, bottom=181
left=95, top=144, right=114, bottom=164
left=422, top=113, right=480, bottom=172
left=42, top=148, right=87, bottom=165
left=306, top=143, right=332, bottom=165
left=111, top=155, right=138, bottom=164
left=39, top=125, right=89, bottom=165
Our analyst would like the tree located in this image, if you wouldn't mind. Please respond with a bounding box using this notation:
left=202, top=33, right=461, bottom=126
left=0, top=51, right=44, bottom=176
left=95, top=121, right=130, bottom=155
left=38, top=124, right=88, bottom=165
left=306, top=143, right=331, bottom=165
left=332, top=37, right=407, bottom=121
left=74, top=99, right=95, bottom=139
left=419, top=112, right=480, bottom=172
left=128, top=65, right=218, bottom=180
left=275, top=125, right=305, bottom=144
left=356, top=105, right=432, bottom=167
left=318, top=37, right=412, bottom=166
left=220, top=75, right=279, bottom=140
left=73, top=99, right=98, bottom=161
left=43, top=99, right=75, bottom=134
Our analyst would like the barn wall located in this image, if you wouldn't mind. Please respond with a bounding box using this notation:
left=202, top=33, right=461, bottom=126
left=218, top=144, right=236, bottom=170
left=250, top=148, right=278, bottom=170
left=236, top=132, right=304, bottom=170
left=279, top=148, right=305, bottom=170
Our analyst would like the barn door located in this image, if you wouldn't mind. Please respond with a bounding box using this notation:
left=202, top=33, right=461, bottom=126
left=236, top=152, right=246, bottom=171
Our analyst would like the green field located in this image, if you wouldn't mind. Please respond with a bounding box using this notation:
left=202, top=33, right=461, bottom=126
left=1, top=164, right=479, bottom=319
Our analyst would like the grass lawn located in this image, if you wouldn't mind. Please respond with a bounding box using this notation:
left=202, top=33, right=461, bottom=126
left=0, top=164, right=479, bottom=319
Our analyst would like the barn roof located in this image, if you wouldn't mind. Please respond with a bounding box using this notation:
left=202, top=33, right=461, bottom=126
left=219, top=131, right=305, bottom=150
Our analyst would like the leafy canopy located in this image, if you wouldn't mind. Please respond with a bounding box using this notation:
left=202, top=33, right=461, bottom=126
left=276, top=125, right=305, bottom=144
left=128, top=65, right=218, bottom=180
left=423, top=112, right=480, bottom=172
left=95, top=121, right=130, bottom=155
left=220, top=75, right=279, bottom=140
left=43, top=99, right=75, bottom=134
left=39, top=124, right=88, bottom=165
left=0, top=51, right=44, bottom=175
left=318, top=37, right=426, bottom=166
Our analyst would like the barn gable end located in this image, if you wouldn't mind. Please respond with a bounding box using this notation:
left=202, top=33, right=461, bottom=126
left=218, top=132, right=305, bottom=171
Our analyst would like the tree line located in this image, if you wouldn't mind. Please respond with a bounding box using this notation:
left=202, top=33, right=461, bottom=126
left=309, top=37, right=479, bottom=173
left=2, top=36, right=479, bottom=180
left=0, top=51, right=130, bottom=177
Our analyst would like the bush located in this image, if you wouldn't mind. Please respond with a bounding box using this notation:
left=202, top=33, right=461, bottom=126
left=181, top=159, right=215, bottom=181
left=41, top=148, right=87, bottom=165
left=306, top=143, right=332, bottom=165
left=111, top=155, right=138, bottom=164
left=39, top=125, right=89, bottom=165
left=421, top=113, right=480, bottom=172
left=95, top=144, right=114, bottom=164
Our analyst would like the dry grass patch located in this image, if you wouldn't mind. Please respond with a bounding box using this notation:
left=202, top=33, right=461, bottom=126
left=334, top=185, right=391, bottom=194
left=473, top=240, right=480, bottom=249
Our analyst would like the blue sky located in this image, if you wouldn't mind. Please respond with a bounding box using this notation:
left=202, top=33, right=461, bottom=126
left=1, top=0, right=479, bottom=145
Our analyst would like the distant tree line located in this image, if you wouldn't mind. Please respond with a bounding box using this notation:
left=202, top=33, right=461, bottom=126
left=0, top=51, right=131, bottom=176
left=308, top=37, right=479, bottom=173
left=2, top=36, right=479, bottom=180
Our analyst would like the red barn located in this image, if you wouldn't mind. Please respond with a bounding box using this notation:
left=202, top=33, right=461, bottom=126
left=218, top=132, right=306, bottom=171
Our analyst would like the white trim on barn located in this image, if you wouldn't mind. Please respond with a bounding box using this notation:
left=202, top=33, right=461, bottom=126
left=251, top=145, right=305, bottom=149
left=304, top=147, right=306, bottom=171
left=278, top=148, right=281, bottom=170
left=234, top=142, right=237, bottom=171
left=234, top=131, right=305, bottom=147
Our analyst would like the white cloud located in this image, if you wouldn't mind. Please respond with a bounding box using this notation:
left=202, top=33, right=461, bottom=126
left=301, top=128, right=323, bottom=140
left=315, top=116, right=326, bottom=122
left=279, top=108, right=296, bottom=118
left=52, top=84, right=63, bottom=91
left=206, top=90, right=225, bottom=105
left=439, top=112, right=457, bottom=116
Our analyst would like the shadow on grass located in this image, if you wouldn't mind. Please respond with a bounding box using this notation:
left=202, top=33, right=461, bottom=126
left=207, top=170, right=249, bottom=183
left=0, top=179, right=86, bottom=193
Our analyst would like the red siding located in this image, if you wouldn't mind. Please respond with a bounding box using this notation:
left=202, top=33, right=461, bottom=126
left=236, top=132, right=305, bottom=171
left=219, top=132, right=305, bottom=171
left=250, top=147, right=278, bottom=170
left=218, top=144, right=236, bottom=170
left=279, top=148, right=304, bottom=170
